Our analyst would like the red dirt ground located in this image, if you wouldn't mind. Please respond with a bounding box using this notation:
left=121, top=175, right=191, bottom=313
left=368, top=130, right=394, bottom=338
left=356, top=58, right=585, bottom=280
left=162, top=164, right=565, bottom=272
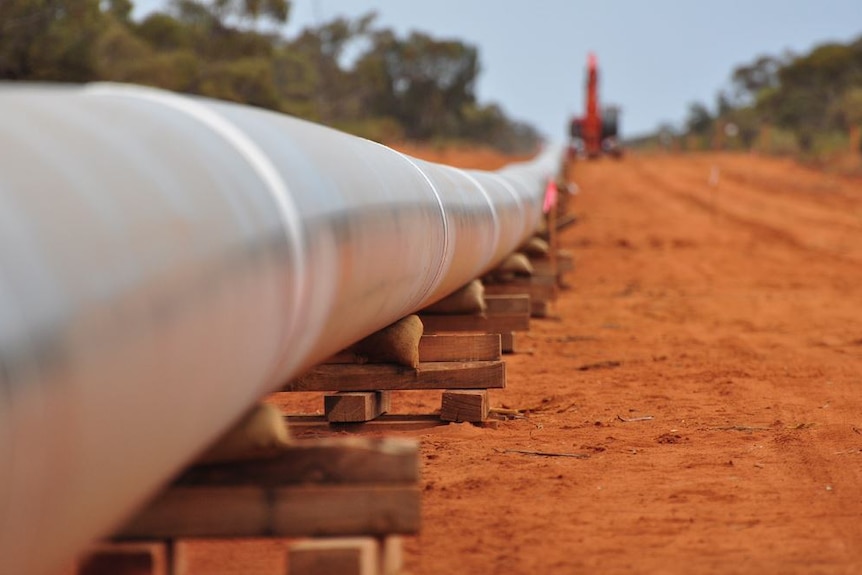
left=180, top=151, right=862, bottom=574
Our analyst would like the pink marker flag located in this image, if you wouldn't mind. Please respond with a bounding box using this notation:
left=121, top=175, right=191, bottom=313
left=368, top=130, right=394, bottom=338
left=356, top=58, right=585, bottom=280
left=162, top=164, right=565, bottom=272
left=542, top=178, right=558, bottom=214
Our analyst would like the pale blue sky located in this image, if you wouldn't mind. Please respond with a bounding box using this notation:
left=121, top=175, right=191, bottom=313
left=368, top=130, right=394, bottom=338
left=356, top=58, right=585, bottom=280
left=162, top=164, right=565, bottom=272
left=135, top=0, right=862, bottom=139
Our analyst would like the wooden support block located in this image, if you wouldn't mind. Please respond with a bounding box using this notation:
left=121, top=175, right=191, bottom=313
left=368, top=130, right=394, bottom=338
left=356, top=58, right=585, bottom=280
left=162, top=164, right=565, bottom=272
left=78, top=542, right=169, bottom=575
left=418, top=333, right=501, bottom=362
left=285, top=361, right=505, bottom=392
left=289, top=538, right=379, bottom=575
left=500, top=332, right=515, bottom=354
left=176, top=437, right=419, bottom=486
left=115, top=438, right=421, bottom=540
left=483, top=279, right=556, bottom=302
left=418, top=313, right=529, bottom=334
left=286, top=414, right=449, bottom=436
left=379, top=536, right=404, bottom=575
left=326, top=334, right=501, bottom=364
left=526, top=273, right=556, bottom=286
left=440, top=390, right=489, bottom=423
left=116, top=485, right=420, bottom=539
left=531, top=258, right=573, bottom=277
left=483, top=294, right=530, bottom=315
left=325, top=391, right=391, bottom=423
left=531, top=299, right=549, bottom=318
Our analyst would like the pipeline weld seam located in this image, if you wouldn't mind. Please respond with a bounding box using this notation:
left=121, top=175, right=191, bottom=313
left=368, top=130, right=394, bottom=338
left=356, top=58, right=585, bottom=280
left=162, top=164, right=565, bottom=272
left=455, top=168, right=501, bottom=270
left=487, top=173, right=533, bottom=257
left=384, top=148, right=450, bottom=310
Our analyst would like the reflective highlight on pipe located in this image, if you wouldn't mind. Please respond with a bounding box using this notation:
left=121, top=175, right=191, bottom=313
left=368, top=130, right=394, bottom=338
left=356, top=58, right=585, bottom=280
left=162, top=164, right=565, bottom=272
left=0, top=83, right=561, bottom=574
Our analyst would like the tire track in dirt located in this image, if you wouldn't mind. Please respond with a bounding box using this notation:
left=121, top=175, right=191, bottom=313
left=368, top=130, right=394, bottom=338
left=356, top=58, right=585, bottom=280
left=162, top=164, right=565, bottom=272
left=551, top=153, right=862, bottom=573
left=631, top=155, right=862, bottom=266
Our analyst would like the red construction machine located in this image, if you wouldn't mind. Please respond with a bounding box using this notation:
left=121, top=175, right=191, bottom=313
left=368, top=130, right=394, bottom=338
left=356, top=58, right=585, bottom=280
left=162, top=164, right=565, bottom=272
left=569, top=53, right=622, bottom=159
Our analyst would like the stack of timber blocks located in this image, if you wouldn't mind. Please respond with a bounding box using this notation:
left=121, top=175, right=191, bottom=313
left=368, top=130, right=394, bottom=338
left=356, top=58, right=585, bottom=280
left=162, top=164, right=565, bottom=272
left=288, top=330, right=506, bottom=424
left=68, top=429, right=419, bottom=575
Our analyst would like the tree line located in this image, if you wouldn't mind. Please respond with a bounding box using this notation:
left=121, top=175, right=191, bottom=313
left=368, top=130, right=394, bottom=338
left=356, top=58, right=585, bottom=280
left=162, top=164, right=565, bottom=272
left=636, top=34, right=862, bottom=158
left=0, top=0, right=540, bottom=152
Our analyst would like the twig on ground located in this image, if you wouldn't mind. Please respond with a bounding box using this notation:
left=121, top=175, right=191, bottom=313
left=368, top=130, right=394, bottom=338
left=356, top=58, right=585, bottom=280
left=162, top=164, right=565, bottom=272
left=577, top=360, right=622, bottom=371
left=710, top=426, right=770, bottom=432
left=488, top=408, right=526, bottom=420
left=556, top=402, right=580, bottom=414
left=616, top=414, right=654, bottom=423
left=496, top=448, right=590, bottom=459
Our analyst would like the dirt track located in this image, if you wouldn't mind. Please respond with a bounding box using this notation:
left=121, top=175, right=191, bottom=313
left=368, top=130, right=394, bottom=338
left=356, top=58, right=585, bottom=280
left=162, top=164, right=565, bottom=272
left=180, top=152, right=862, bottom=573
left=406, top=151, right=862, bottom=573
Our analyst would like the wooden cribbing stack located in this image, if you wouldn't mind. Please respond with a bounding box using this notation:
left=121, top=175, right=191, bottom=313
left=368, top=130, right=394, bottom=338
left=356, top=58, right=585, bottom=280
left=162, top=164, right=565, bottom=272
left=286, top=331, right=505, bottom=426
left=282, top=276, right=532, bottom=427
left=418, top=278, right=530, bottom=353
left=530, top=249, right=574, bottom=282
left=68, top=406, right=419, bottom=575
left=482, top=231, right=576, bottom=319
left=420, top=293, right=530, bottom=355
left=482, top=249, right=558, bottom=319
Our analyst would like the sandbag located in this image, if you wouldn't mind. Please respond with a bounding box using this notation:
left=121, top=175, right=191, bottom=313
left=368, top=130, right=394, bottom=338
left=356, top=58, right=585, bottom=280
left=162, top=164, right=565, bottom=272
left=492, top=253, right=534, bottom=278
left=520, top=236, right=549, bottom=257
left=353, top=314, right=423, bottom=368
left=422, top=279, right=486, bottom=315
left=197, top=403, right=291, bottom=465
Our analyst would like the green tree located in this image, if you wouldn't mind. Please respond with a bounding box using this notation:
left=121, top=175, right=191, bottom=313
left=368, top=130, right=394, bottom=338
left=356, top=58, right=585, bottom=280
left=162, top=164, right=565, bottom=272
left=0, top=0, right=106, bottom=80
left=170, top=0, right=289, bottom=28
left=135, top=12, right=194, bottom=52
left=359, top=30, right=480, bottom=139
left=731, top=54, right=783, bottom=105
left=724, top=105, right=760, bottom=149
left=758, top=41, right=862, bottom=150
left=271, top=46, right=318, bottom=117
left=837, top=87, right=862, bottom=128
left=0, top=0, right=539, bottom=152
left=288, top=13, right=376, bottom=123
left=686, top=102, right=713, bottom=135
left=199, top=57, right=280, bottom=108
left=105, top=0, right=133, bottom=22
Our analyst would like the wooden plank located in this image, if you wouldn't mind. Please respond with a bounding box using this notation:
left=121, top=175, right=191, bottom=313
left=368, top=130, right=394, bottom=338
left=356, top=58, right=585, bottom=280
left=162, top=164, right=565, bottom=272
left=77, top=542, right=169, bottom=575
left=285, top=361, right=505, bottom=392
left=531, top=299, right=549, bottom=318
left=116, top=485, right=420, bottom=539
left=325, top=391, right=391, bottom=423
left=288, top=538, right=379, bottom=575
left=527, top=273, right=556, bottom=286
left=440, top=390, right=489, bottom=423
left=176, top=437, right=418, bottom=486
left=379, top=536, right=404, bottom=575
left=484, top=294, right=531, bottom=315
left=286, top=414, right=449, bottom=436
left=418, top=313, right=529, bottom=334
left=418, top=333, right=501, bottom=362
left=500, top=332, right=515, bottom=354
left=531, top=257, right=574, bottom=276
left=483, top=280, right=556, bottom=302
left=273, top=485, right=420, bottom=537
left=325, top=333, right=501, bottom=364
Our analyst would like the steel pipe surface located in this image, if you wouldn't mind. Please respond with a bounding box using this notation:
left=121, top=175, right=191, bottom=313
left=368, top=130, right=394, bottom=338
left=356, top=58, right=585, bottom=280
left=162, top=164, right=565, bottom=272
left=0, top=83, right=561, bottom=574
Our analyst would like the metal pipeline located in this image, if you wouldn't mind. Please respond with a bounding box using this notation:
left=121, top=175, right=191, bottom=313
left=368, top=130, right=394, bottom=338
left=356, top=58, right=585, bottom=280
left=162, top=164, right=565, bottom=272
left=0, top=83, right=561, bottom=574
